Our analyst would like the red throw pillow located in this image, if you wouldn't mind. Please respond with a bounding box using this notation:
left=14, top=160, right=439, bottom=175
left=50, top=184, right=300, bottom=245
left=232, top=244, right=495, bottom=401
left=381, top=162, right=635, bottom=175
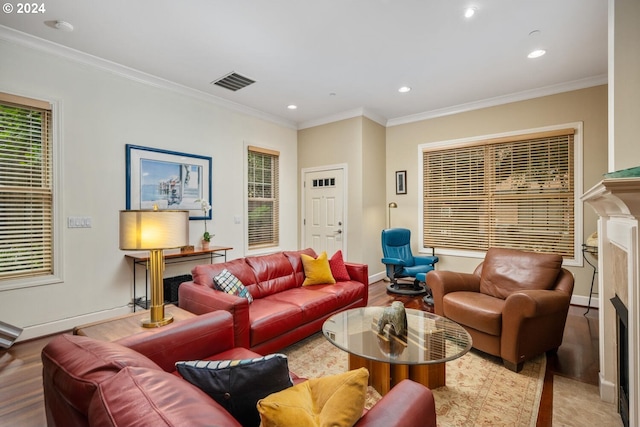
left=329, top=250, right=351, bottom=282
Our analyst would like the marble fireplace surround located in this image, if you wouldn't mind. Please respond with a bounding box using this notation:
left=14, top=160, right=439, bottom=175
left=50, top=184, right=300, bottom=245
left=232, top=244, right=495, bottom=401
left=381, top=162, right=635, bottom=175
left=582, top=177, right=640, bottom=427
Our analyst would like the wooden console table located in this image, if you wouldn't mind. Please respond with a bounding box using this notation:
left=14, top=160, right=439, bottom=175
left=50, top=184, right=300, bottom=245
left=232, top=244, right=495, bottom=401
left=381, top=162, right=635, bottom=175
left=125, top=246, right=232, bottom=311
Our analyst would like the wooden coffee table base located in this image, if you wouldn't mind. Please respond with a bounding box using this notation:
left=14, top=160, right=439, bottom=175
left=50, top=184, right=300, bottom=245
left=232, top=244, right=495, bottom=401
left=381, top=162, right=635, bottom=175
left=349, top=353, right=446, bottom=395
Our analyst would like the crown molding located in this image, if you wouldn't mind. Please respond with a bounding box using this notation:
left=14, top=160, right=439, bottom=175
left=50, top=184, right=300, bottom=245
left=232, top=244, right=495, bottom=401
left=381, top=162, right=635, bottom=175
left=0, top=25, right=298, bottom=130
left=386, top=75, right=608, bottom=127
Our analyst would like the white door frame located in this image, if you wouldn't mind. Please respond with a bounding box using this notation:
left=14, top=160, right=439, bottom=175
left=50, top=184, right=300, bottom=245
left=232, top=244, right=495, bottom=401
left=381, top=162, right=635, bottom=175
left=301, top=163, right=348, bottom=259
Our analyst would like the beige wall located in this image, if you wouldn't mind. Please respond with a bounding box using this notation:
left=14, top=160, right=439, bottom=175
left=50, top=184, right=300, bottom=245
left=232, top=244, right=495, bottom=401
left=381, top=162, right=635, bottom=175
left=361, top=118, right=387, bottom=272
left=386, top=85, right=609, bottom=300
left=298, top=117, right=386, bottom=271
left=0, top=39, right=298, bottom=340
left=610, top=0, right=640, bottom=171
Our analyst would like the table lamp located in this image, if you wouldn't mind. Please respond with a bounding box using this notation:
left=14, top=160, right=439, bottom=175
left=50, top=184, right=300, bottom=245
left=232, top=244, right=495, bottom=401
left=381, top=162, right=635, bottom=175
left=119, top=207, right=189, bottom=327
left=388, top=202, right=397, bottom=229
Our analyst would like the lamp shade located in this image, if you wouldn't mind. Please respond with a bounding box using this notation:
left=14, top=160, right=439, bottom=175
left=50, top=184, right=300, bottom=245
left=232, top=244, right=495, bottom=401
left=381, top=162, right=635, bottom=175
left=119, top=210, right=189, bottom=250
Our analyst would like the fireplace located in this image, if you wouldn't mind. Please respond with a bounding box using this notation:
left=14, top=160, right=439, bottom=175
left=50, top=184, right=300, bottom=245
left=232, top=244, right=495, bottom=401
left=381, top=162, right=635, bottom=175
left=611, top=295, right=629, bottom=427
left=582, top=177, right=639, bottom=427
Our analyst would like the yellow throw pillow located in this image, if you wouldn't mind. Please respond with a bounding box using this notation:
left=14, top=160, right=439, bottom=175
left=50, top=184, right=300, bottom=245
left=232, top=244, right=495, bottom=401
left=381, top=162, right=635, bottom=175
left=301, top=251, right=336, bottom=286
left=257, top=368, right=369, bottom=427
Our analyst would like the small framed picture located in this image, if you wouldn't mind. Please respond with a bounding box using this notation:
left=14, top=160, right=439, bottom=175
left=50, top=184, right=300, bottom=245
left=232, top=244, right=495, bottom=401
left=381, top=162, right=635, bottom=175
left=395, top=170, right=407, bottom=195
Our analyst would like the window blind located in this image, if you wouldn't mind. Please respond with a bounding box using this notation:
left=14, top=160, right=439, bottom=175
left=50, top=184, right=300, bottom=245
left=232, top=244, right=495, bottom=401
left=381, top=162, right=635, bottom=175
left=423, top=129, right=575, bottom=257
left=248, top=146, right=279, bottom=249
left=0, top=93, right=53, bottom=279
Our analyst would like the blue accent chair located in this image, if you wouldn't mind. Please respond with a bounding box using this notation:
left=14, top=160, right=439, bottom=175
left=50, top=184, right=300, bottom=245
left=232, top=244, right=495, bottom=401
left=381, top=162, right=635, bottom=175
left=381, top=228, right=438, bottom=296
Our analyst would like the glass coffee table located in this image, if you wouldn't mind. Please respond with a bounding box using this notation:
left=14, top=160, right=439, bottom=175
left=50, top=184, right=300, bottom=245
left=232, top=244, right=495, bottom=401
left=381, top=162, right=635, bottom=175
left=322, top=306, right=471, bottom=394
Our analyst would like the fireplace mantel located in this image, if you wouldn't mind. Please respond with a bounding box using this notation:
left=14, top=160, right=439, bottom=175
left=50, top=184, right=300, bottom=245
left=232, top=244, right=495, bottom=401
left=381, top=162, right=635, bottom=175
left=582, top=177, right=640, bottom=427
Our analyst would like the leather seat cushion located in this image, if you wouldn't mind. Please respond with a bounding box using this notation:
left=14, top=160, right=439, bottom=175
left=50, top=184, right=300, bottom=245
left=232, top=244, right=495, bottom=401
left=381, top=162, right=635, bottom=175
left=41, top=334, right=162, bottom=416
left=268, top=288, right=340, bottom=323
left=443, top=292, right=504, bottom=336
left=89, top=366, right=241, bottom=427
left=249, top=298, right=303, bottom=345
left=479, top=248, right=562, bottom=299
left=314, top=281, right=365, bottom=306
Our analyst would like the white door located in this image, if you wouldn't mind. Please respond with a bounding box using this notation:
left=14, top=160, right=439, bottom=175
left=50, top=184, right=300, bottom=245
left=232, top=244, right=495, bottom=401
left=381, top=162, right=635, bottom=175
left=303, top=168, right=345, bottom=256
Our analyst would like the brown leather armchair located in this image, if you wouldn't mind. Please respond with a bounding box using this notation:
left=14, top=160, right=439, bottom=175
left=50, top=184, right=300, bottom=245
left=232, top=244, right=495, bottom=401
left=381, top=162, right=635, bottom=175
left=427, top=247, right=574, bottom=372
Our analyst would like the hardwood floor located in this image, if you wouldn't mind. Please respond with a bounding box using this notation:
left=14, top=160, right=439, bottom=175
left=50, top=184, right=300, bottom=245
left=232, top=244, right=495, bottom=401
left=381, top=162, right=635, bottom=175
left=0, top=280, right=600, bottom=427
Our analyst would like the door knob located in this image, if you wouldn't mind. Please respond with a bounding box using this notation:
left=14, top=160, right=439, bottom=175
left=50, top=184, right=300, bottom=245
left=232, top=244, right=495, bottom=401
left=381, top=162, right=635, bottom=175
left=336, top=229, right=342, bottom=234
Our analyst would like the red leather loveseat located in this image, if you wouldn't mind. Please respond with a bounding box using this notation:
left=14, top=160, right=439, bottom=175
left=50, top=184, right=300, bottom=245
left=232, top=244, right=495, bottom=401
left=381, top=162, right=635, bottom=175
left=42, top=311, right=437, bottom=427
left=179, top=248, right=369, bottom=354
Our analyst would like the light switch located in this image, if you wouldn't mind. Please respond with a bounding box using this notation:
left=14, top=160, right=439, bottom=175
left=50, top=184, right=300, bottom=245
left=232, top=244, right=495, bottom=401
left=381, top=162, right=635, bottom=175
left=67, top=216, right=93, bottom=228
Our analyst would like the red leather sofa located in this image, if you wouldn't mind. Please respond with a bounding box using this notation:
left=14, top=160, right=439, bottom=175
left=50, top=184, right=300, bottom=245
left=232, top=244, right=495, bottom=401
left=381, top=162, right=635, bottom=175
left=42, top=311, right=437, bottom=427
left=179, top=248, right=369, bottom=354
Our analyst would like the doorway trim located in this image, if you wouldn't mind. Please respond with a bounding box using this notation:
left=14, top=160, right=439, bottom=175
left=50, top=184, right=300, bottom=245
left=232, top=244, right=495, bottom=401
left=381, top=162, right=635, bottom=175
left=301, top=163, right=348, bottom=259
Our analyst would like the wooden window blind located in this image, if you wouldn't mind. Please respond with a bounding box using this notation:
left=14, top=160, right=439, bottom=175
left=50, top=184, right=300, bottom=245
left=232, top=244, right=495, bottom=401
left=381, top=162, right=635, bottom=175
left=423, top=129, right=575, bottom=257
left=247, top=146, right=279, bottom=249
left=0, top=93, right=53, bottom=280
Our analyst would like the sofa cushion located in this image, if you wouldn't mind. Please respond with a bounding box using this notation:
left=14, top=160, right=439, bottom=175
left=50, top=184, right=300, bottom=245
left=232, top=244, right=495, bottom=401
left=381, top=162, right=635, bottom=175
left=246, top=252, right=298, bottom=298
left=443, top=291, right=504, bottom=336
left=41, top=334, right=162, bottom=417
left=479, top=248, right=563, bottom=299
left=88, top=366, right=241, bottom=427
left=314, top=280, right=366, bottom=307
left=328, top=250, right=351, bottom=282
left=192, top=258, right=258, bottom=291
left=268, top=287, right=340, bottom=323
left=249, top=298, right=304, bottom=345
left=214, top=269, right=254, bottom=303
left=301, top=251, right=336, bottom=286
left=176, top=354, right=293, bottom=427
left=284, top=248, right=318, bottom=286
left=257, top=367, right=368, bottom=427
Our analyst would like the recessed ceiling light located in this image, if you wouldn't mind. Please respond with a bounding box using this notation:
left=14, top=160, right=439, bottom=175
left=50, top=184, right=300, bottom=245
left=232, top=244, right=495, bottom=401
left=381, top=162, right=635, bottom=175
left=287, top=104, right=297, bottom=110
left=528, top=49, right=546, bottom=59
left=464, top=7, right=476, bottom=18
left=398, top=86, right=411, bottom=93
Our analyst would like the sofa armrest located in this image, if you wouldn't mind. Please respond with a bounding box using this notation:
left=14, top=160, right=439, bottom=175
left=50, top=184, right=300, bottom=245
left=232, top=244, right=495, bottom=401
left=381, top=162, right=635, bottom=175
left=414, top=255, right=439, bottom=265
left=355, top=380, right=436, bottom=427
left=427, top=270, right=481, bottom=316
left=380, top=257, right=405, bottom=266
left=345, top=262, right=369, bottom=286
left=345, top=262, right=369, bottom=305
left=179, top=281, right=251, bottom=348
left=115, top=311, right=235, bottom=372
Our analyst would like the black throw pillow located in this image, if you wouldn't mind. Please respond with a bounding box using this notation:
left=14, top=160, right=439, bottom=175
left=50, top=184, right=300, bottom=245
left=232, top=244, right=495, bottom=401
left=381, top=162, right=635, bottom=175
left=175, top=354, right=293, bottom=427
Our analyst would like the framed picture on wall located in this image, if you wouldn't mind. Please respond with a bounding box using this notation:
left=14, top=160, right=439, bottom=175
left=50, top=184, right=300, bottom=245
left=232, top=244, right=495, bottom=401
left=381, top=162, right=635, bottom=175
left=396, top=170, right=407, bottom=195
left=125, top=144, right=212, bottom=219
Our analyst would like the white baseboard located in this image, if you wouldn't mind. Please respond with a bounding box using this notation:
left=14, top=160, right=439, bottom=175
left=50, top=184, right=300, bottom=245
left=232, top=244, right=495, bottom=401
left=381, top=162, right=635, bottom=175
left=16, top=305, right=132, bottom=343
left=571, top=294, right=599, bottom=309
left=599, top=373, right=616, bottom=403
left=369, top=271, right=386, bottom=284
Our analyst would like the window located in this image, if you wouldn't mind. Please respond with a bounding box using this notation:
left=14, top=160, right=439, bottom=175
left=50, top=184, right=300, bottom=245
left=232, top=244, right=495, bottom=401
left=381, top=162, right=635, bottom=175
left=247, top=146, right=279, bottom=249
left=0, top=93, right=54, bottom=282
left=422, top=126, right=577, bottom=259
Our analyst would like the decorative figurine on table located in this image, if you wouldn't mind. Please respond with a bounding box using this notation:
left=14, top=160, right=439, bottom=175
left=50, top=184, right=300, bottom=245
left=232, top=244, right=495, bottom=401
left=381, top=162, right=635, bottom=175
left=377, top=301, right=407, bottom=336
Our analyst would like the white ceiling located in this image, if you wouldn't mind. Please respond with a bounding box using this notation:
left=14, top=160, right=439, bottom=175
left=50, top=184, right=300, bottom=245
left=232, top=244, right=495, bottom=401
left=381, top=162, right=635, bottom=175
left=0, top=0, right=608, bottom=129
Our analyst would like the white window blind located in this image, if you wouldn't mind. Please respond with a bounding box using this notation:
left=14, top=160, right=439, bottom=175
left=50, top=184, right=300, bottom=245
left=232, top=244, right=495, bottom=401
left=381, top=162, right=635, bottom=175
left=0, top=93, right=53, bottom=280
left=423, top=129, right=575, bottom=257
left=248, top=146, right=279, bottom=249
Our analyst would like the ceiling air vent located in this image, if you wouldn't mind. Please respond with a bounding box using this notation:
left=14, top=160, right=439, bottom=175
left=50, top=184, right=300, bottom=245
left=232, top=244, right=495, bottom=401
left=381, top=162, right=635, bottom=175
left=211, top=72, right=255, bottom=91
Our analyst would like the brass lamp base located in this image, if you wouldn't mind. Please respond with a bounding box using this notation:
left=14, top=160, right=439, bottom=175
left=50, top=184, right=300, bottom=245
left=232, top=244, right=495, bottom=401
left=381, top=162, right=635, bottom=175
left=142, top=303, right=173, bottom=328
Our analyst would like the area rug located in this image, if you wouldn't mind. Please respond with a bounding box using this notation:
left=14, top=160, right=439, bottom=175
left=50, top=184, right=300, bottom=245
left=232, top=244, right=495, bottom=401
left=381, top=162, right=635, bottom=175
left=281, top=332, right=545, bottom=427
left=552, top=375, right=622, bottom=427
